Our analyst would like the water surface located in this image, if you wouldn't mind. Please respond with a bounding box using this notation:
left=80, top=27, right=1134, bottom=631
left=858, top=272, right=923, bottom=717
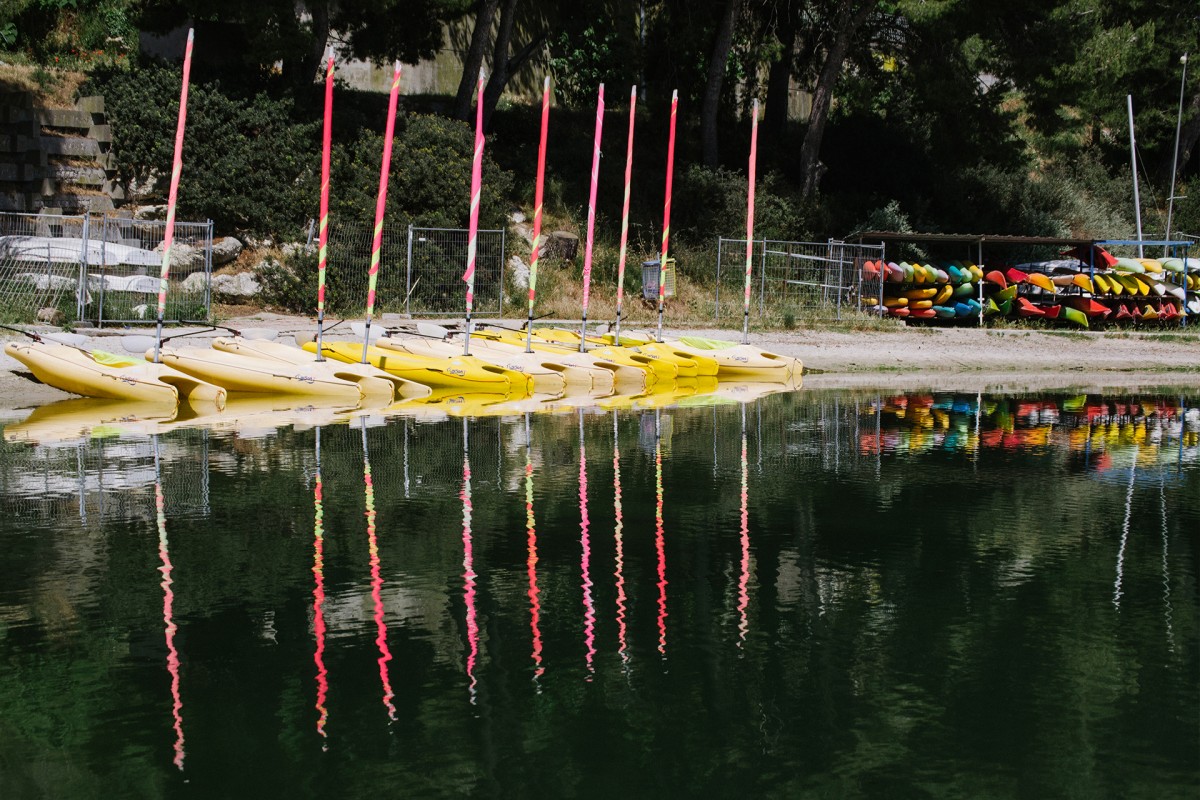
left=1, top=389, right=1197, bottom=798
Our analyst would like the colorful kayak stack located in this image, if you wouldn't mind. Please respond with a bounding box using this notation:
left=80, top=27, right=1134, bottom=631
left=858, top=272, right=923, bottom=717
left=863, top=250, right=1197, bottom=328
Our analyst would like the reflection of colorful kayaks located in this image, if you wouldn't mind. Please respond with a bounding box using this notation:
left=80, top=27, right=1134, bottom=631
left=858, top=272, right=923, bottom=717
left=2, top=397, right=177, bottom=446
left=305, top=340, right=530, bottom=395
left=158, top=346, right=363, bottom=401
left=4, top=341, right=226, bottom=408
left=211, top=337, right=429, bottom=401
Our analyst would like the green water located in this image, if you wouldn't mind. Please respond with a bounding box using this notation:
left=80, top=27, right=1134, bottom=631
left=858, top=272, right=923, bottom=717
left=0, top=390, right=1197, bottom=798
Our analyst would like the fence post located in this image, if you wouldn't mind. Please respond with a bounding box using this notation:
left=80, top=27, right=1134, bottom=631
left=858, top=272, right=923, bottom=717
left=715, top=237, right=723, bottom=322
left=77, top=213, right=89, bottom=323
left=204, top=219, right=214, bottom=323
left=98, top=215, right=108, bottom=328
left=499, top=227, right=506, bottom=317
left=758, top=240, right=767, bottom=318
left=405, top=224, right=413, bottom=316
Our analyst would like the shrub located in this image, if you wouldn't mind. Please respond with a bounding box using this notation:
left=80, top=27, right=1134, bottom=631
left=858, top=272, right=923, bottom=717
left=673, top=165, right=806, bottom=244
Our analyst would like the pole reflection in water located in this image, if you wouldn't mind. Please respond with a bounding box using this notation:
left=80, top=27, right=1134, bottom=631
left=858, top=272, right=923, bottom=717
left=312, top=427, right=330, bottom=746
left=363, top=419, right=396, bottom=720
left=461, top=418, right=480, bottom=705
left=655, top=410, right=668, bottom=661
left=613, top=411, right=629, bottom=668
left=736, top=405, right=751, bottom=650
left=1113, top=445, right=1137, bottom=611
left=579, top=410, right=596, bottom=677
left=1160, top=477, right=1175, bottom=653
left=154, top=435, right=185, bottom=770
left=524, top=414, right=544, bottom=685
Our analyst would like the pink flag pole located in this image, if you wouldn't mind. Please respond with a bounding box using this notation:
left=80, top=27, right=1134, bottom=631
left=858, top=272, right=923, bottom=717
left=614, top=85, right=637, bottom=345
left=152, top=28, right=194, bottom=363
left=315, top=51, right=334, bottom=361
left=742, top=99, right=759, bottom=344
left=525, top=76, right=551, bottom=353
left=462, top=68, right=485, bottom=356
left=656, top=89, right=678, bottom=343
left=579, top=83, right=605, bottom=352
left=360, top=61, right=402, bottom=364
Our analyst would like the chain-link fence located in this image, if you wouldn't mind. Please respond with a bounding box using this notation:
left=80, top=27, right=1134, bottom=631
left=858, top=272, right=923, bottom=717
left=0, top=211, right=213, bottom=326
left=317, top=222, right=506, bottom=317
left=713, top=238, right=885, bottom=322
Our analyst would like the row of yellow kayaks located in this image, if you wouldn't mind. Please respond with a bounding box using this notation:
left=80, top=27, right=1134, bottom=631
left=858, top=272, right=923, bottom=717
left=5, top=327, right=802, bottom=411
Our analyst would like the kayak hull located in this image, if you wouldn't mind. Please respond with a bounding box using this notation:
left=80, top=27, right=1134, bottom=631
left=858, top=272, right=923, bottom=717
left=5, top=341, right=226, bottom=407
left=158, top=346, right=364, bottom=401
left=304, top=340, right=532, bottom=395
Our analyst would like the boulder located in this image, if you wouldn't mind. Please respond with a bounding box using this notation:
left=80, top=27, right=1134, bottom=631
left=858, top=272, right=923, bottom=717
left=36, top=307, right=64, bottom=325
left=180, top=271, right=208, bottom=294
left=211, top=272, right=261, bottom=302
left=155, top=240, right=204, bottom=273
left=542, top=230, right=579, bottom=262
left=211, top=236, right=243, bottom=266
left=509, top=209, right=527, bottom=224
left=509, top=255, right=530, bottom=289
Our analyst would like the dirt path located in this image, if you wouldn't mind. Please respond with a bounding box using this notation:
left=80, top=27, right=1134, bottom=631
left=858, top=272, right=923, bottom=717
left=2, top=314, right=1198, bottom=413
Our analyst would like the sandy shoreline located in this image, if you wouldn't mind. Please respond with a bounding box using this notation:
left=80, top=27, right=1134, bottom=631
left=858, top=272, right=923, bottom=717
left=2, top=312, right=1198, bottom=413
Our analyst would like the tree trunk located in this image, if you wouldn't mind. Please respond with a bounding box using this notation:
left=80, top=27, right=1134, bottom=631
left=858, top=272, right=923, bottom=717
left=1156, top=89, right=1200, bottom=190
left=700, top=0, right=741, bottom=168
left=482, top=0, right=545, bottom=130
left=764, top=11, right=798, bottom=149
left=279, top=1, right=330, bottom=89
left=454, top=0, right=501, bottom=122
left=798, top=1, right=873, bottom=199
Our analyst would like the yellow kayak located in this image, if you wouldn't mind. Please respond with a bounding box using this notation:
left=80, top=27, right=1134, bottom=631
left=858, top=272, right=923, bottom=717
left=648, top=335, right=800, bottom=383
left=377, top=335, right=568, bottom=395
left=158, top=346, right=364, bottom=401
left=5, top=341, right=226, bottom=408
left=305, top=340, right=533, bottom=396
left=471, top=330, right=652, bottom=389
left=210, top=337, right=430, bottom=402
left=530, top=328, right=720, bottom=378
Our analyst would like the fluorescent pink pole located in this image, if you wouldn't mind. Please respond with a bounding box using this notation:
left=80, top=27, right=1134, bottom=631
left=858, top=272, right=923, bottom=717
left=152, top=28, right=194, bottom=363
left=526, top=76, right=551, bottom=352
left=579, top=83, right=605, bottom=351
left=462, top=68, right=486, bottom=356
left=360, top=61, right=402, bottom=363
left=614, top=85, right=637, bottom=345
left=742, top=99, right=759, bottom=344
left=656, top=89, right=678, bottom=343
left=315, top=52, right=334, bottom=360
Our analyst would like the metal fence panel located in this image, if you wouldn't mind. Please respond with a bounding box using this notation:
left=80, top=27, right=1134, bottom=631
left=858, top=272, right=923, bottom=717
left=320, top=223, right=505, bottom=318
left=714, top=238, right=885, bottom=322
left=0, top=211, right=213, bottom=326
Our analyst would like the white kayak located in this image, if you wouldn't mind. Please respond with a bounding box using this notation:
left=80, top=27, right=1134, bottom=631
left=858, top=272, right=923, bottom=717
left=156, top=346, right=364, bottom=401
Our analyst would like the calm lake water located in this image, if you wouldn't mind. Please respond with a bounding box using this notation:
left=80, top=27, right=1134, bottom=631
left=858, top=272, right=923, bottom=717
left=1, top=388, right=1197, bottom=798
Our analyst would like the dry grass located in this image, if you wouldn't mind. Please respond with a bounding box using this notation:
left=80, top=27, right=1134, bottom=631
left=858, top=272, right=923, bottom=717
left=0, top=63, right=87, bottom=108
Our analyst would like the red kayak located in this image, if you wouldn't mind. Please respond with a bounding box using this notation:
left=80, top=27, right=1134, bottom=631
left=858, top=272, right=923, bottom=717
left=1005, top=267, right=1029, bottom=284
left=1064, top=297, right=1113, bottom=318
left=1113, top=304, right=1134, bottom=321
left=1016, top=296, right=1046, bottom=317
left=985, top=270, right=1008, bottom=289
left=1042, top=304, right=1062, bottom=319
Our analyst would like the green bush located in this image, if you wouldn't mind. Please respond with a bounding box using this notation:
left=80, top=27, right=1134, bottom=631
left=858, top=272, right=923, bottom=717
left=673, top=165, right=806, bottom=244
left=92, top=64, right=318, bottom=237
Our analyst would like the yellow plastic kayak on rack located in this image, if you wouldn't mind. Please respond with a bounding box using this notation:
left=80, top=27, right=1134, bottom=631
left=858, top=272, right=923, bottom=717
left=157, top=346, right=364, bottom=401
left=304, top=340, right=533, bottom=396
left=5, top=341, right=227, bottom=407
left=377, top=335, right=568, bottom=395
left=210, top=337, right=430, bottom=402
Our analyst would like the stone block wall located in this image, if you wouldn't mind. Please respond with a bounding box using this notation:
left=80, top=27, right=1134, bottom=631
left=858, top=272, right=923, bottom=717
left=0, top=92, right=122, bottom=213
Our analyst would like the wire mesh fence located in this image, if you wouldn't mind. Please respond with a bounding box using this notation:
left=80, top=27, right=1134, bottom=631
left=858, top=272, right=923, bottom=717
left=713, top=238, right=885, bottom=322
left=0, top=211, right=213, bottom=325
left=318, top=222, right=506, bottom=317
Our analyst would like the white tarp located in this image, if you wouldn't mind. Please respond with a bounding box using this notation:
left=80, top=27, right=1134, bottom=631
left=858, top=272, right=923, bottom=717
left=0, top=235, right=160, bottom=267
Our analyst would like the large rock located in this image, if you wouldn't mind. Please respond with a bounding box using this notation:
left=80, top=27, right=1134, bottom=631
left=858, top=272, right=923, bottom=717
left=155, top=240, right=204, bottom=273
left=542, top=230, right=579, bottom=262
left=180, top=271, right=208, bottom=294
left=211, top=271, right=261, bottom=302
left=509, top=255, right=530, bottom=289
left=212, top=236, right=243, bottom=266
